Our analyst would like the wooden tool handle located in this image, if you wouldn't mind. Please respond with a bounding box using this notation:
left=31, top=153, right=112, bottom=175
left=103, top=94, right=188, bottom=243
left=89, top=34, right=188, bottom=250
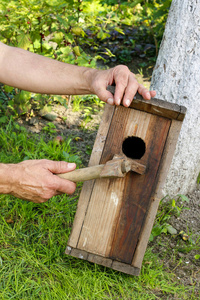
left=57, top=164, right=105, bottom=182
left=57, top=158, right=146, bottom=183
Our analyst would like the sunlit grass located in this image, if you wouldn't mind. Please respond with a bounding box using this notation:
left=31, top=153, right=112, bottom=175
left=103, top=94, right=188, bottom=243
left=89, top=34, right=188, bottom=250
left=0, top=120, right=195, bottom=299
left=0, top=195, right=190, bottom=299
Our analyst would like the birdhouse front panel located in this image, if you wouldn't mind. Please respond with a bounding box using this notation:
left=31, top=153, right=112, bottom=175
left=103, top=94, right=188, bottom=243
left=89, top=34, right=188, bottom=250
left=65, top=96, right=186, bottom=276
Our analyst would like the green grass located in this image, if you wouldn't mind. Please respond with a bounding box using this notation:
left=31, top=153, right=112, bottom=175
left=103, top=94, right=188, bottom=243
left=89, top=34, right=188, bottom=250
left=0, top=120, right=195, bottom=299
left=0, top=119, right=82, bottom=165
left=0, top=197, right=190, bottom=299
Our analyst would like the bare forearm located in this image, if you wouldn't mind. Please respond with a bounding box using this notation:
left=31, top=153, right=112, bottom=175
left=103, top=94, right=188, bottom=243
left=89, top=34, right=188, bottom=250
left=0, top=42, right=156, bottom=107
left=0, top=42, right=97, bottom=95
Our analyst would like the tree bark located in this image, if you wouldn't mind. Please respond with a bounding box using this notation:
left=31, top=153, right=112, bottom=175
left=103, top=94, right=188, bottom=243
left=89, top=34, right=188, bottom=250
left=151, top=0, right=200, bottom=196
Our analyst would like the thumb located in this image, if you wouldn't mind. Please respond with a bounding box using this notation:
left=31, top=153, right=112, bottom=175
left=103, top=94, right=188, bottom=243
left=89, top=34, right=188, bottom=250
left=96, top=88, right=114, bottom=105
left=47, top=161, right=76, bottom=174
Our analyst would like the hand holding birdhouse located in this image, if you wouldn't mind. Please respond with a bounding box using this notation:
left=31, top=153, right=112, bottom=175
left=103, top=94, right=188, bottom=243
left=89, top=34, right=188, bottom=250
left=88, top=65, right=156, bottom=107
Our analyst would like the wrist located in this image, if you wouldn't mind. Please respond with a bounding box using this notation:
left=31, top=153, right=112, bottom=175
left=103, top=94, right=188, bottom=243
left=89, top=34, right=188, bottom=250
left=0, top=163, right=16, bottom=194
left=81, top=67, right=99, bottom=94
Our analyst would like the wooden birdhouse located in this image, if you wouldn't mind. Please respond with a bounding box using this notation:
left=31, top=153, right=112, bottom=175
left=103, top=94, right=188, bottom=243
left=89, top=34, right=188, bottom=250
left=63, top=86, right=186, bottom=276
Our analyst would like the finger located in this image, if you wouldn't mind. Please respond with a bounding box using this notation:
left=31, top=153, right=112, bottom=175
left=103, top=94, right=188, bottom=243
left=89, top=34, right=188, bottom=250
left=138, top=85, right=156, bottom=100
left=138, top=84, right=150, bottom=99
left=121, top=77, right=139, bottom=107
left=54, top=177, right=76, bottom=195
left=96, top=87, right=115, bottom=106
left=113, top=84, right=126, bottom=106
left=92, top=76, right=115, bottom=105
left=113, top=79, right=130, bottom=106
left=150, top=90, right=156, bottom=98
left=110, top=65, right=130, bottom=105
left=47, top=161, right=76, bottom=174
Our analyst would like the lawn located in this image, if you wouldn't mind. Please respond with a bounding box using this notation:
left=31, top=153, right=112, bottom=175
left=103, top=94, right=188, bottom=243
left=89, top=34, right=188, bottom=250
left=0, top=104, right=198, bottom=300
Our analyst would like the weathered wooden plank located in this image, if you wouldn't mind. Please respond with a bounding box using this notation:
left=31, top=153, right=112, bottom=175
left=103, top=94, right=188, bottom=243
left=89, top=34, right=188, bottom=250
left=65, top=245, right=72, bottom=255
left=130, top=98, right=184, bottom=120
left=65, top=246, right=113, bottom=268
left=106, top=85, right=186, bottom=121
left=112, top=261, right=140, bottom=276
left=109, top=114, right=171, bottom=263
left=77, top=177, right=125, bottom=255
left=88, top=253, right=113, bottom=268
left=67, top=180, right=95, bottom=248
left=67, top=104, right=115, bottom=248
left=70, top=248, right=89, bottom=260
left=152, top=120, right=183, bottom=199
left=132, top=120, right=183, bottom=269
left=89, top=104, right=115, bottom=167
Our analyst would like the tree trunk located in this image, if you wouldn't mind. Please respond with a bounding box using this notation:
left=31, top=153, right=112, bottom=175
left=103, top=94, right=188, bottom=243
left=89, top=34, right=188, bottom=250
left=151, top=0, right=200, bottom=196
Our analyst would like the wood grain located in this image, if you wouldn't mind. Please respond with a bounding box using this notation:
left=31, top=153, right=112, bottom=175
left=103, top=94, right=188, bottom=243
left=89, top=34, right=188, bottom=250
left=65, top=246, right=140, bottom=275
left=77, top=177, right=125, bottom=256
left=109, top=113, right=171, bottom=263
left=88, top=253, right=113, bottom=268
left=107, top=85, right=187, bottom=121
left=112, top=261, right=140, bottom=276
left=67, top=104, right=115, bottom=248
left=132, top=120, right=183, bottom=269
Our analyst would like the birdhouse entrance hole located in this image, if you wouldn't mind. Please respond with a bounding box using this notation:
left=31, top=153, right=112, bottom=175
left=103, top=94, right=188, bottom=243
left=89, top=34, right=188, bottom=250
left=122, top=136, right=146, bottom=159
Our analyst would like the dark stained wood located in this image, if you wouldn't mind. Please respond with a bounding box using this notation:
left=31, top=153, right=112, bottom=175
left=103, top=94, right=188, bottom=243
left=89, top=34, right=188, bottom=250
left=99, top=106, right=132, bottom=165
left=65, top=247, right=140, bottom=275
left=108, top=114, right=171, bottom=264
left=132, top=120, right=183, bottom=269
left=130, top=98, right=186, bottom=121
left=112, top=261, right=140, bottom=276
left=70, top=248, right=89, bottom=260
left=88, top=253, right=113, bottom=268
left=106, top=85, right=186, bottom=121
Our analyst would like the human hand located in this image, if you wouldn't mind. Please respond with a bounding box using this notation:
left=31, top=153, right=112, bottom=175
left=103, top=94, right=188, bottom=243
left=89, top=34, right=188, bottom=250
left=90, top=65, right=156, bottom=107
left=7, top=159, right=76, bottom=203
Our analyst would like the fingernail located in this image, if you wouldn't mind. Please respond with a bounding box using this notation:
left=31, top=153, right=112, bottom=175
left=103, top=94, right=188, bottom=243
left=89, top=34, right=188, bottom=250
left=146, top=92, right=151, bottom=99
left=125, top=99, right=131, bottom=107
left=115, top=98, right=121, bottom=106
left=107, top=98, right=114, bottom=105
left=68, top=163, right=76, bottom=170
